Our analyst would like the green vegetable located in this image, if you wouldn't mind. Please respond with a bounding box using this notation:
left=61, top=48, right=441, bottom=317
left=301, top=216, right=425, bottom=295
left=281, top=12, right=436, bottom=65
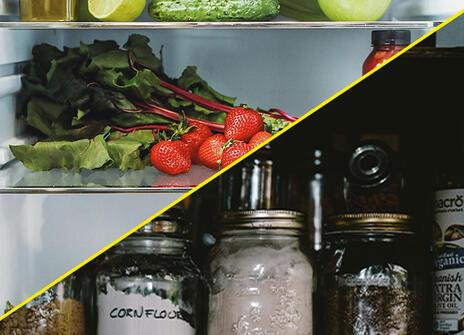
left=10, top=130, right=156, bottom=171
left=279, top=0, right=327, bottom=21
left=13, top=34, right=235, bottom=171
left=149, top=0, right=279, bottom=21
left=13, top=34, right=292, bottom=172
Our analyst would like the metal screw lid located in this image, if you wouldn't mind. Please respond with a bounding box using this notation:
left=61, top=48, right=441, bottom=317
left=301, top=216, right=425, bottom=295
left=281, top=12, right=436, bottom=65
left=134, top=206, right=191, bottom=238
left=220, top=209, right=306, bottom=230
left=326, top=213, right=413, bottom=235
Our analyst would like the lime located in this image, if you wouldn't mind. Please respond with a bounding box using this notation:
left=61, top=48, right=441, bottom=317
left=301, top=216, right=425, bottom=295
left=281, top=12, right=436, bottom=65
left=78, top=0, right=98, bottom=21
left=88, top=0, right=147, bottom=22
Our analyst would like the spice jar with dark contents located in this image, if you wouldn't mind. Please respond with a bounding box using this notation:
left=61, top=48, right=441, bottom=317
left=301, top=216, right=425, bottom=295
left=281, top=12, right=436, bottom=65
left=208, top=210, right=315, bottom=335
left=0, top=274, right=85, bottom=335
left=319, top=213, right=425, bottom=335
left=92, top=208, right=206, bottom=335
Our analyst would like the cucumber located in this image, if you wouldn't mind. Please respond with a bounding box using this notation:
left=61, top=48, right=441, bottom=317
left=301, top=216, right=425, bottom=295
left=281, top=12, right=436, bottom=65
left=149, top=0, right=280, bottom=21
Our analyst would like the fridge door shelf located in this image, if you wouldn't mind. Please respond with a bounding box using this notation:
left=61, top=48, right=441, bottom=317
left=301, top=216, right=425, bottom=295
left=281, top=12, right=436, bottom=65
left=0, top=160, right=214, bottom=193
left=0, top=20, right=440, bottom=30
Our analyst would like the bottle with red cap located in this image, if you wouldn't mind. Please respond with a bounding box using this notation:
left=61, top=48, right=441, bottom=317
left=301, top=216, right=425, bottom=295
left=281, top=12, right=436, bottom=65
left=363, top=30, right=411, bottom=74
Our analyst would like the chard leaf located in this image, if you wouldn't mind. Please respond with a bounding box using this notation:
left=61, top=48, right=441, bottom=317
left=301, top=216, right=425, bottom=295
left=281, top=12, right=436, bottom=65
left=110, top=112, right=170, bottom=127
left=25, top=98, right=67, bottom=136
left=79, top=40, right=119, bottom=58
left=108, top=130, right=155, bottom=148
left=31, top=44, right=64, bottom=78
left=88, top=49, right=130, bottom=71
left=107, top=139, right=147, bottom=170
left=98, top=69, right=162, bottom=101
left=10, top=134, right=111, bottom=171
left=124, top=34, right=163, bottom=74
left=177, top=66, right=236, bottom=106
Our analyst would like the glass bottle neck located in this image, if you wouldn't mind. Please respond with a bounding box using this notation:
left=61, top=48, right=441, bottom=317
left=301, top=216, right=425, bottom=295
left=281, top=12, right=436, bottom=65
left=113, top=237, right=190, bottom=256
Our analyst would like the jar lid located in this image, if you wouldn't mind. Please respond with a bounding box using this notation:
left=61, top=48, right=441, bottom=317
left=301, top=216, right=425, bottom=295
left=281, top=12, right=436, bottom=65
left=326, top=213, right=413, bottom=235
left=372, top=30, right=411, bottom=46
left=134, top=206, right=191, bottom=238
left=220, top=210, right=305, bottom=230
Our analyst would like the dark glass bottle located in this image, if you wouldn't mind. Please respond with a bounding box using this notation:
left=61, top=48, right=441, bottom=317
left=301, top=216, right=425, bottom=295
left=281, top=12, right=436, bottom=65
left=343, top=140, right=404, bottom=213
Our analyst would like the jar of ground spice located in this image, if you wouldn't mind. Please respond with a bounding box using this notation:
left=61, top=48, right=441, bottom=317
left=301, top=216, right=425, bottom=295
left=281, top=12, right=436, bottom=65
left=208, top=210, right=315, bottom=335
left=319, top=213, right=425, bottom=335
left=0, top=274, right=85, bottom=334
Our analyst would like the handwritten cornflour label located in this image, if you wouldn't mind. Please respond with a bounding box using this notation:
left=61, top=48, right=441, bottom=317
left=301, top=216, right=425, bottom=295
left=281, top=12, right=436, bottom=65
left=97, top=285, right=195, bottom=335
left=434, top=189, right=464, bottom=334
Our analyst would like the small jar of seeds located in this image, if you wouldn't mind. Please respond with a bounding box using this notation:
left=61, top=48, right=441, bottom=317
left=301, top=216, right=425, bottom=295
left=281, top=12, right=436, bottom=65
left=319, top=213, right=425, bottom=335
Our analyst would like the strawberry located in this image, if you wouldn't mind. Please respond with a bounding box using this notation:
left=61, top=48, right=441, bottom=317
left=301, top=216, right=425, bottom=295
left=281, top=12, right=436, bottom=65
left=150, top=140, right=191, bottom=176
left=198, top=134, right=227, bottom=169
left=180, top=122, right=212, bottom=164
left=221, top=141, right=251, bottom=168
left=224, top=108, right=264, bottom=142
left=249, top=131, right=272, bottom=148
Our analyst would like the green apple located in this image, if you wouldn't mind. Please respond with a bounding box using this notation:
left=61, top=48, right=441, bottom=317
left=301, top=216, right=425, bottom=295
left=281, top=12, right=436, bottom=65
left=318, top=0, right=392, bottom=21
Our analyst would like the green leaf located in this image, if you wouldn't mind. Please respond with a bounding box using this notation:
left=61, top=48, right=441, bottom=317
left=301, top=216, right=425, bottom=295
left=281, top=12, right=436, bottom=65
left=93, top=50, right=130, bottom=69
left=124, top=34, right=163, bottom=74
left=110, top=112, right=171, bottom=127
left=10, top=134, right=112, bottom=171
left=31, top=44, right=64, bottom=78
left=25, top=97, right=67, bottom=136
left=177, top=66, right=236, bottom=106
left=107, top=139, right=146, bottom=170
left=79, top=40, right=119, bottom=58
left=98, top=69, right=162, bottom=101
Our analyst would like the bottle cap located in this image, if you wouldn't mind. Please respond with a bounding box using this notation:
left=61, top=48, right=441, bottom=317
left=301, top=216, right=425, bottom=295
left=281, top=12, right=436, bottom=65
left=134, top=206, right=191, bottom=238
left=326, top=213, right=413, bottom=235
left=372, top=30, right=411, bottom=46
left=219, top=209, right=305, bottom=230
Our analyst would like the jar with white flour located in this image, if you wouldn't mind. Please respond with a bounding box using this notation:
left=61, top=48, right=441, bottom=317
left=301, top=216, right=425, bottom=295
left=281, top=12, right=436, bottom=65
left=208, top=210, right=315, bottom=335
left=93, top=208, right=206, bottom=335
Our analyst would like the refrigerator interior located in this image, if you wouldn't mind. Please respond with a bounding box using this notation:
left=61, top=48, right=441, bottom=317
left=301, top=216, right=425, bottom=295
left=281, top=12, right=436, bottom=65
left=0, top=8, right=457, bottom=306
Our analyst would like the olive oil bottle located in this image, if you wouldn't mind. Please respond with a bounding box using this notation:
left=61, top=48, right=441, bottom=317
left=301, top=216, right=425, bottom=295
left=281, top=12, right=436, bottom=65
left=20, top=0, right=78, bottom=22
left=433, top=125, right=464, bottom=334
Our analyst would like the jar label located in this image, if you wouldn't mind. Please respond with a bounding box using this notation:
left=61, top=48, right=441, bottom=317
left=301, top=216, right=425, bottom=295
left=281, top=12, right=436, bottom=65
left=434, top=189, right=464, bottom=333
left=97, top=285, right=195, bottom=335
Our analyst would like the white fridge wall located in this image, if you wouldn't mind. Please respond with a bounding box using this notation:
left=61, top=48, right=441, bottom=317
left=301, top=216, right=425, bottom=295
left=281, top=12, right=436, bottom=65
left=0, top=193, right=183, bottom=304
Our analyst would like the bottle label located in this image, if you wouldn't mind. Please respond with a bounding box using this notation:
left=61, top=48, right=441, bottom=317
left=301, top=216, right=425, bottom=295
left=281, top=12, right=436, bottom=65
left=434, top=189, right=464, bottom=333
left=97, top=285, right=195, bottom=335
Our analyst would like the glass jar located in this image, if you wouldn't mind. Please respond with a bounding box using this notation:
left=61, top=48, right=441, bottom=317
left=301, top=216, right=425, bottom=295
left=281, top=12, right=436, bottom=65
left=20, top=0, right=77, bottom=22
left=93, top=208, right=205, bottom=335
left=320, top=213, right=425, bottom=334
left=0, top=274, right=85, bottom=334
left=208, top=210, right=315, bottom=335
left=363, top=30, right=411, bottom=74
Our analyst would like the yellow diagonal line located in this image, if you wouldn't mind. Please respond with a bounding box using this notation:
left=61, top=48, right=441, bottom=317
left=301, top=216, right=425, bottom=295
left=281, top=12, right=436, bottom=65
left=2, top=9, right=464, bottom=322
